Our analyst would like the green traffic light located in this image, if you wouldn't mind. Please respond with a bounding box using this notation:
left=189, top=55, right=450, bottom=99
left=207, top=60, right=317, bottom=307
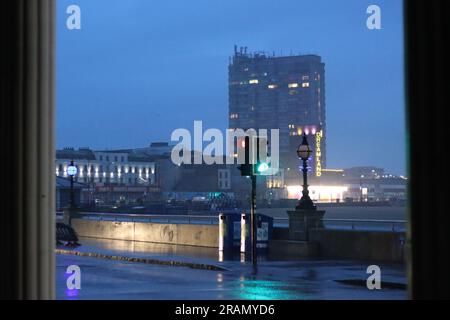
left=257, top=162, right=269, bottom=173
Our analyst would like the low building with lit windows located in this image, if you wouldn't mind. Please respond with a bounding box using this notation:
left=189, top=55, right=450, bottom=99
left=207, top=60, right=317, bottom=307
left=56, top=145, right=160, bottom=205
left=56, top=147, right=156, bottom=186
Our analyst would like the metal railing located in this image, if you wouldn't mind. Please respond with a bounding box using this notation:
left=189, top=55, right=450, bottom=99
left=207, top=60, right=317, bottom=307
left=273, top=217, right=406, bottom=232
left=323, top=218, right=406, bottom=232
left=77, top=212, right=218, bottom=225
left=61, top=212, right=406, bottom=232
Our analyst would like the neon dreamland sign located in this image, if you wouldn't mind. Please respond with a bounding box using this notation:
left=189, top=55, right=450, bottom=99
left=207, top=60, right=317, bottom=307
left=315, top=130, right=323, bottom=177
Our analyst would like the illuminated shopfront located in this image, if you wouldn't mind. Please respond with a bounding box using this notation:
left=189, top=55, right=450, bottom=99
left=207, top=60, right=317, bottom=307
left=287, top=185, right=348, bottom=202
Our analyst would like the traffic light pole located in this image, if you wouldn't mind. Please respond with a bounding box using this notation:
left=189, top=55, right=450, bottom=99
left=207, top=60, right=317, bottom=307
left=251, top=174, right=257, bottom=273
left=238, top=135, right=265, bottom=273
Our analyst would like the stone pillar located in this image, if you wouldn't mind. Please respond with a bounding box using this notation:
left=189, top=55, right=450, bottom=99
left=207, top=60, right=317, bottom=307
left=287, top=209, right=325, bottom=241
left=62, top=207, right=80, bottom=226
left=0, top=0, right=56, bottom=300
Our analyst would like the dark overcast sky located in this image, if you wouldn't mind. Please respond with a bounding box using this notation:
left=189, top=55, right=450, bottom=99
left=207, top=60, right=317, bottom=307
left=56, top=0, right=406, bottom=175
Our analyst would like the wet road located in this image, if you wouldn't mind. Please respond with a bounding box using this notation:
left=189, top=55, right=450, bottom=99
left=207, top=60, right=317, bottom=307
left=57, top=238, right=407, bottom=300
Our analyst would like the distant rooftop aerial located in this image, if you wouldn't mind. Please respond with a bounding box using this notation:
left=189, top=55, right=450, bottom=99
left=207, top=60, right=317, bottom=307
left=56, top=142, right=173, bottom=162
left=231, top=45, right=320, bottom=60
left=56, top=147, right=95, bottom=160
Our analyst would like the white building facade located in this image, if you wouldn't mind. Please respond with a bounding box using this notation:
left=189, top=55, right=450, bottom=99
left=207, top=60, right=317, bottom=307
left=55, top=148, right=156, bottom=187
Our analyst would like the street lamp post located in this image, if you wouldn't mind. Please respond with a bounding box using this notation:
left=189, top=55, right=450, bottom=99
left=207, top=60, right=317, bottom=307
left=67, top=160, right=78, bottom=209
left=296, top=133, right=316, bottom=211
left=359, top=174, right=364, bottom=202
left=287, top=133, right=325, bottom=241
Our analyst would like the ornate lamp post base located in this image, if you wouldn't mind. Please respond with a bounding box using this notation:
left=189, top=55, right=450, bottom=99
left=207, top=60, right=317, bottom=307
left=62, top=207, right=81, bottom=226
left=296, top=195, right=316, bottom=211
left=287, top=208, right=325, bottom=241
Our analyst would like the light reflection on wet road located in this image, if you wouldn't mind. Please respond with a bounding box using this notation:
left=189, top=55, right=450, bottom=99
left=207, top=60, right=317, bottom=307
left=57, top=237, right=406, bottom=300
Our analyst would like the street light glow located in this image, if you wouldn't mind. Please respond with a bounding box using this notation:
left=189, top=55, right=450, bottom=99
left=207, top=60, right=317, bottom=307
left=67, top=165, right=77, bottom=177
left=257, top=162, right=269, bottom=173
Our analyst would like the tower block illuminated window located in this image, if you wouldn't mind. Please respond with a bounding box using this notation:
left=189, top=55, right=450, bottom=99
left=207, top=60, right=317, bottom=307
left=228, top=47, right=326, bottom=183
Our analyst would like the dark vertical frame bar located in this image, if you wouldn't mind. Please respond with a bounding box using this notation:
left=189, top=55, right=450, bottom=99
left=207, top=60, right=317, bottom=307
left=0, top=0, right=55, bottom=300
left=405, top=0, right=450, bottom=299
